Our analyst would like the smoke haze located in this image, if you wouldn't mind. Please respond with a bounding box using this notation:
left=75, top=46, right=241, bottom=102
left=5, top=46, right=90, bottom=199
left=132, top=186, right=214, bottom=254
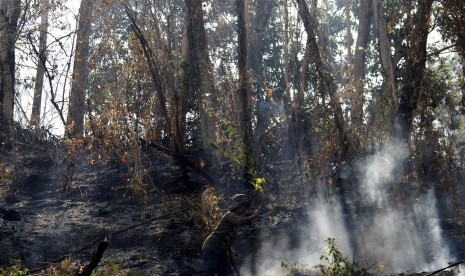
left=242, top=142, right=453, bottom=275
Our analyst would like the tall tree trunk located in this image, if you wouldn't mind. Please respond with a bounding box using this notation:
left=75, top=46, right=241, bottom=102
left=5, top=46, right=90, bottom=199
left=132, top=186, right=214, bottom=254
left=344, top=0, right=353, bottom=127
left=373, top=0, right=397, bottom=127
left=296, top=0, right=348, bottom=159
left=283, top=0, right=290, bottom=111
left=0, top=0, right=21, bottom=131
left=30, top=0, right=49, bottom=128
left=352, top=0, right=372, bottom=126
left=237, top=0, right=254, bottom=185
left=124, top=4, right=171, bottom=144
left=249, top=0, right=274, bottom=135
left=283, top=0, right=296, bottom=159
left=248, top=0, right=274, bottom=77
left=184, top=0, right=217, bottom=150
left=66, top=0, right=94, bottom=138
left=298, top=39, right=311, bottom=105
left=462, top=59, right=465, bottom=116
left=298, top=0, right=318, bottom=104
left=345, top=0, right=353, bottom=65
left=396, top=0, right=433, bottom=141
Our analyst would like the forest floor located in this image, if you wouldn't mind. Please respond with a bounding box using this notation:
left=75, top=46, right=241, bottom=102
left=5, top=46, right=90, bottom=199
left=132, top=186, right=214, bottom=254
left=0, top=136, right=207, bottom=275
left=0, top=134, right=463, bottom=275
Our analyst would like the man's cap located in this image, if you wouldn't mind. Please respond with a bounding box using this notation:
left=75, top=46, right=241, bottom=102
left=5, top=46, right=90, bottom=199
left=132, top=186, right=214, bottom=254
left=228, top=194, right=251, bottom=211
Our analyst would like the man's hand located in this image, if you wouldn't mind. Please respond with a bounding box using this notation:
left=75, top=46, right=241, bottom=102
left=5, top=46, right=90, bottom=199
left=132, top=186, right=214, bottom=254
left=249, top=208, right=261, bottom=221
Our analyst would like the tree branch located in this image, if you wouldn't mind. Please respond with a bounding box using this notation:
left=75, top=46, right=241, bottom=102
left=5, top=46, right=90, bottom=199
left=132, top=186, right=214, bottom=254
left=76, top=239, right=108, bottom=276
left=426, top=43, right=459, bottom=58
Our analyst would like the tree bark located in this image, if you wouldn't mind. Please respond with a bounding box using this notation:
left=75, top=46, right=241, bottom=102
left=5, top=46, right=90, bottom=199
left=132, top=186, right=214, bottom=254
left=373, top=0, right=397, bottom=125
left=298, top=0, right=318, bottom=104
left=345, top=0, right=353, bottom=65
left=184, top=0, right=217, bottom=149
left=283, top=0, right=290, bottom=110
left=250, top=0, right=274, bottom=142
left=396, top=0, right=433, bottom=141
left=30, top=0, right=49, bottom=128
left=237, top=0, right=254, bottom=185
left=0, top=0, right=21, bottom=130
left=66, top=0, right=94, bottom=138
left=248, top=0, right=274, bottom=77
left=123, top=4, right=172, bottom=147
left=352, top=0, right=372, bottom=126
left=296, top=0, right=347, bottom=158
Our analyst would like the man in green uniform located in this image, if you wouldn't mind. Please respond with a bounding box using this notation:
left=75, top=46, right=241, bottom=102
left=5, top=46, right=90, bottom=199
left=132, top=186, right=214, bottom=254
left=202, top=194, right=260, bottom=275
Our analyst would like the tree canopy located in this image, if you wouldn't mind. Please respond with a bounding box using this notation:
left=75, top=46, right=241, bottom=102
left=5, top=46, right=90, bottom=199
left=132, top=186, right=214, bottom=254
left=1, top=0, right=464, bottom=215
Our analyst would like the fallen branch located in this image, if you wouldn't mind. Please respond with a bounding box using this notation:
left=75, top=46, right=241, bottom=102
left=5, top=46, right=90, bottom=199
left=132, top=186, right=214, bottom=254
left=76, top=238, right=108, bottom=276
left=426, top=258, right=465, bottom=275
left=29, top=212, right=171, bottom=273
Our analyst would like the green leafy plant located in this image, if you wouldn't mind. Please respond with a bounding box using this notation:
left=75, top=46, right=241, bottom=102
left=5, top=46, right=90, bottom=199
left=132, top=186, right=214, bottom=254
left=315, top=238, right=368, bottom=276
left=248, top=167, right=266, bottom=193
left=0, top=260, right=30, bottom=276
left=281, top=259, right=308, bottom=276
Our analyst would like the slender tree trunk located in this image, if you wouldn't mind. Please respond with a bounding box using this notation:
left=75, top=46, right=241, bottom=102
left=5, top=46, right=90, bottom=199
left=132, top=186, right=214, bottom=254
left=373, top=0, right=397, bottom=126
left=298, top=0, right=317, bottom=104
left=124, top=5, right=171, bottom=144
left=283, top=0, right=296, bottom=159
left=249, top=0, right=274, bottom=134
left=290, top=0, right=308, bottom=174
left=296, top=0, right=347, bottom=159
left=178, top=28, right=188, bottom=152
left=344, top=0, right=353, bottom=125
left=248, top=0, right=274, bottom=76
left=237, top=0, right=254, bottom=185
left=283, top=0, right=290, bottom=111
left=298, top=40, right=311, bottom=105
left=462, top=59, right=465, bottom=116
left=184, top=0, right=217, bottom=149
left=352, top=0, right=372, bottom=126
left=0, top=0, right=21, bottom=131
left=30, top=0, right=49, bottom=128
left=345, top=0, right=353, bottom=65
left=397, top=0, right=433, bottom=141
left=66, top=0, right=94, bottom=138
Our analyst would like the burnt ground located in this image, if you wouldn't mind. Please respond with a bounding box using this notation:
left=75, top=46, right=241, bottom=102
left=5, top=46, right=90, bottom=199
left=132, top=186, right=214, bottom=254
left=0, top=136, right=464, bottom=275
left=0, top=139, right=206, bottom=275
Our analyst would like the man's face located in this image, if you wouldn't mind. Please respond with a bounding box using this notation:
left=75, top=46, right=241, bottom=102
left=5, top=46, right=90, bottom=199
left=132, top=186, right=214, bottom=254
left=235, top=206, right=248, bottom=215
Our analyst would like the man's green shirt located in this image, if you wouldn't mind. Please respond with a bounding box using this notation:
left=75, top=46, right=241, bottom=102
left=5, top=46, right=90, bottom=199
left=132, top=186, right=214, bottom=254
left=202, top=211, right=251, bottom=251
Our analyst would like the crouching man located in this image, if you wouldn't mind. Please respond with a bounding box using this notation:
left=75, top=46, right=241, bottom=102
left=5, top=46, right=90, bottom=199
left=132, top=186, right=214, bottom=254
left=202, top=194, right=260, bottom=275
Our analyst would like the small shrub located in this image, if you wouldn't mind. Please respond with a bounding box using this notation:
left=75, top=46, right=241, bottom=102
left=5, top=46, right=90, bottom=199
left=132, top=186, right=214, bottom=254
left=248, top=167, right=266, bottom=193
left=315, top=238, right=368, bottom=276
left=0, top=260, right=30, bottom=276
left=37, top=257, right=80, bottom=275
left=0, top=162, right=14, bottom=186
left=199, top=186, right=223, bottom=236
left=90, top=262, right=129, bottom=276
left=281, top=259, right=307, bottom=276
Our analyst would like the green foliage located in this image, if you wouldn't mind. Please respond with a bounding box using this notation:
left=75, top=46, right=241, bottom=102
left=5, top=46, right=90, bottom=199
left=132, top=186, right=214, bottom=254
left=215, top=123, right=266, bottom=192
left=248, top=167, right=266, bottom=193
left=0, top=260, right=30, bottom=276
left=0, top=258, right=130, bottom=276
left=315, top=238, right=367, bottom=276
left=281, top=259, right=307, bottom=276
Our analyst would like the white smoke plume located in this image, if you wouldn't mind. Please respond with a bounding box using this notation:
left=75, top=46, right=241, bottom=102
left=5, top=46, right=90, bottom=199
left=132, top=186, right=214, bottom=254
left=241, top=142, right=452, bottom=275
